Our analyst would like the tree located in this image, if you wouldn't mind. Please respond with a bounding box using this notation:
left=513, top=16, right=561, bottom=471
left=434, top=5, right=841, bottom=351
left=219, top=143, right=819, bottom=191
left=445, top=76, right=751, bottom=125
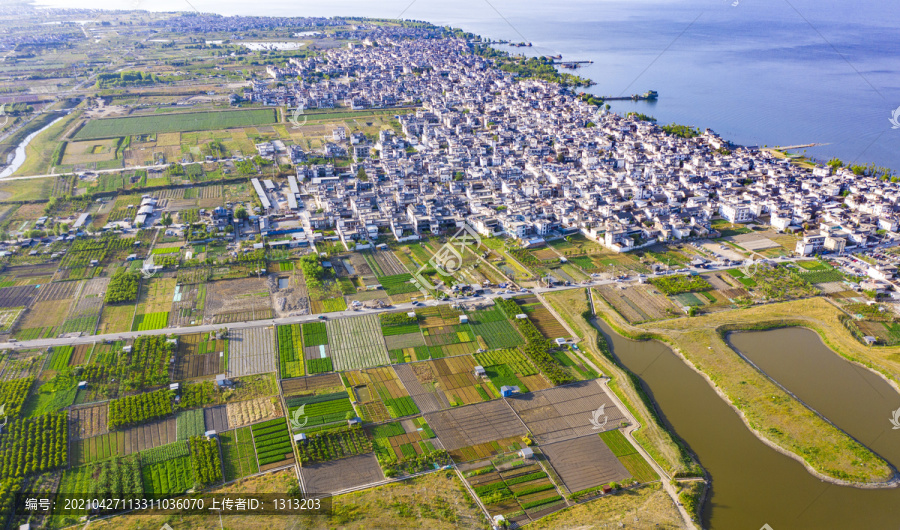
left=161, top=212, right=173, bottom=228
left=235, top=207, right=248, bottom=220
left=356, top=167, right=368, bottom=181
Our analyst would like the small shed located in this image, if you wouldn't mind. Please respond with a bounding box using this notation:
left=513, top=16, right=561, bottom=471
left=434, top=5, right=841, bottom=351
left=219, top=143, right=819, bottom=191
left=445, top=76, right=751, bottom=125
left=407, top=312, right=416, bottom=318
left=473, top=365, right=487, bottom=378
left=519, top=446, right=534, bottom=460
left=216, top=374, right=234, bottom=388
left=205, top=430, right=217, bottom=439
left=347, top=417, right=361, bottom=427
left=555, top=338, right=567, bottom=346
left=515, top=313, right=527, bottom=319
left=78, top=381, right=88, bottom=390
left=500, top=385, right=520, bottom=397
left=122, top=345, right=133, bottom=353
left=864, top=336, right=878, bottom=345
left=294, top=433, right=308, bottom=443
left=459, top=315, right=469, bottom=324
left=169, top=383, right=180, bottom=392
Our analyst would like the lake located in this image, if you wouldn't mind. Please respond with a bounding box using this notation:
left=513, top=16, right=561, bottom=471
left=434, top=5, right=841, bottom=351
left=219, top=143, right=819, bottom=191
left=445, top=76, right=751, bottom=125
left=32, top=0, right=900, bottom=170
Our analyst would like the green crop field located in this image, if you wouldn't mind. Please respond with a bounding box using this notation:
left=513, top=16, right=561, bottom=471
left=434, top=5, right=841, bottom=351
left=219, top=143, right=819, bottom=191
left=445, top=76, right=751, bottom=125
left=74, top=109, right=277, bottom=140
left=599, top=429, right=658, bottom=482
left=277, top=324, right=305, bottom=379
left=301, top=322, right=328, bottom=347
left=221, top=427, right=259, bottom=481
left=251, top=418, right=294, bottom=466
left=132, top=311, right=170, bottom=331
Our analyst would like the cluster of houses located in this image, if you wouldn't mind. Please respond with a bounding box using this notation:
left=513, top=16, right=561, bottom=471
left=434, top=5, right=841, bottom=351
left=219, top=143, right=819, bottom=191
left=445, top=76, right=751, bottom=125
left=235, top=29, right=900, bottom=259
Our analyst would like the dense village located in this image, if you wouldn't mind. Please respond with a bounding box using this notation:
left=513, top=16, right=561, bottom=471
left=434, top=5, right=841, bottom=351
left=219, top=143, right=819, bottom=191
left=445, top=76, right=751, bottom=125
left=220, top=29, right=900, bottom=287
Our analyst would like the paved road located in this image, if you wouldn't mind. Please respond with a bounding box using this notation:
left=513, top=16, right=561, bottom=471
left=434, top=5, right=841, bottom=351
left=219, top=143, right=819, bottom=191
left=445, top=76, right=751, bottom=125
left=0, top=254, right=815, bottom=352
left=0, top=281, right=613, bottom=350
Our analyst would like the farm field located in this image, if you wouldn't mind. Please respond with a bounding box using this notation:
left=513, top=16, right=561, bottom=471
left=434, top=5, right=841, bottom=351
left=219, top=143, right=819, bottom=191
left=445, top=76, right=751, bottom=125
left=345, top=366, right=417, bottom=422
left=227, top=326, right=276, bottom=377
left=0, top=285, right=39, bottom=308
left=369, top=417, right=444, bottom=473
left=280, top=372, right=343, bottom=394
left=299, top=452, right=384, bottom=495
left=176, top=409, right=206, bottom=440
left=204, top=277, right=272, bottom=325
left=71, top=417, right=177, bottom=466
left=203, top=404, right=229, bottom=432
left=465, top=459, right=565, bottom=521
left=221, top=426, right=259, bottom=481
left=226, top=396, right=282, bottom=428
left=514, top=296, right=569, bottom=338
left=140, top=441, right=194, bottom=498
left=295, top=426, right=373, bottom=464
left=596, top=284, right=678, bottom=323
left=97, top=303, right=136, bottom=335
left=14, top=299, right=71, bottom=338
left=276, top=324, right=305, bottom=379
left=173, top=331, right=226, bottom=380
left=507, top=381, right=626, bottom=445
left=74, top=109, right=278, bottom=140
left=541, top=435, right=631, bottom=494
left=68, top=403, right=108, bottom=440
left=394, top=355, right=493, bottom=413
left=599, top=429, right=659, bottom=483
left=285, top=391, right=354, bottom=432
left=250, top=418, right=296, bottom=470
left=474, top=348, right=550, bottom=394
left=326, top=313, right=390, bottom=371
left=425, top=400, right=526, bottom=453
left=466, top=305, right=524, bottom=350
left=363, top=249, right=407, bottom=276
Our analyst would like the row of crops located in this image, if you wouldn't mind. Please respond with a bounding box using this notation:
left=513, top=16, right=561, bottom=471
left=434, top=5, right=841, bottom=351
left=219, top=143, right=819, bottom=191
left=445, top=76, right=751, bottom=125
left=276, top=324, right=305, bottom=379
left=495, top=299, right=574, bottom=386
left=285, top=392, right=354, bottom=430
left=108, top=389, right=172, bottom=429
left=301, top=322, right=328, bottom=347
left=379, top=273, right=419, bottom=296
left=176, top=409, right=205, bottom=441
left=379, top=311, right=421, bottom=336
left=295, top=427, right=371, bottom=464
left=0, top=412, right=67, bottom=479
left=251, top=419, right=294, bottom=466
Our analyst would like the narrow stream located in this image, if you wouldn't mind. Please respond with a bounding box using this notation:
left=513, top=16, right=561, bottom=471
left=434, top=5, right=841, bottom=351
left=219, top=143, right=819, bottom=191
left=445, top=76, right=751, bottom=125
left=595, top=320, right=900, bottom=529
left=0, top=115, right=65, bottom=178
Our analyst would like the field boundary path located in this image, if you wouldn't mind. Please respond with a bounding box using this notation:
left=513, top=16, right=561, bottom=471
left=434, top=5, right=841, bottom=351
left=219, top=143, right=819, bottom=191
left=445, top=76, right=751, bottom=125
left=536, top=291, right=580, bottom=339
left=583, top=289, right=698, bottom=529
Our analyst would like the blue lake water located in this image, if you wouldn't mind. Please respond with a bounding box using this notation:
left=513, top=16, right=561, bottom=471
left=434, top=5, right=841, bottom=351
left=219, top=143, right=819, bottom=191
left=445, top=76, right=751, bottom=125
left=34, top=0, right=900, bottom=170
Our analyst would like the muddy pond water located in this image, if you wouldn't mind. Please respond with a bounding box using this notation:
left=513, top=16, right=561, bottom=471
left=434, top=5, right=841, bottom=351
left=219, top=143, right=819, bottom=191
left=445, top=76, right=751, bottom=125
left=597, top=321, right=900, bottom=528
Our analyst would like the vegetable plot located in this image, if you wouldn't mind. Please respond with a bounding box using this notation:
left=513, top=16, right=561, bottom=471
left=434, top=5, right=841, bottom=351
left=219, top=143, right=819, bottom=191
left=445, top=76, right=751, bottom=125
left=251, top=418, right=294, bottom=466
left=189, top=435, right=223, bottom=486
left=109, top=389, right=173, bottom=429
left=277, top=324, right=305, bottom=379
